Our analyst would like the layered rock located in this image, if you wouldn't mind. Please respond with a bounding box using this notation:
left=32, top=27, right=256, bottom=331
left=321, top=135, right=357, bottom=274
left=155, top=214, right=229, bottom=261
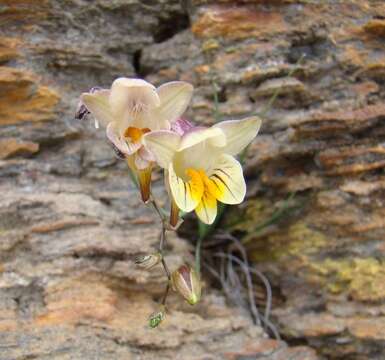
left=1, top=0, right=384, bottom=359
left=0, top=0, right=319, bottom=359
left=143, top=1, right=385, bottom=359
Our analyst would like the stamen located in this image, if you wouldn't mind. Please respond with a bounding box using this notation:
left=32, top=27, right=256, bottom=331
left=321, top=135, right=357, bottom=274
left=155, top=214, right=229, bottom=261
left=128, top=99, right=149, bottom=118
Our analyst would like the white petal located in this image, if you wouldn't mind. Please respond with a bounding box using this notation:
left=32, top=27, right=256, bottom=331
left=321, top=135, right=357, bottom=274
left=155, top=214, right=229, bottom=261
left=156, top=81, right=193, bottom=124
left=138, top=146, right=155, bottom=162
left=135, top=151, right=151, bottom=170
left=195, top=192, right=218, bottom=225
left=168, top=163, right=203, bottom=212
left=106, top=123, right=140, bottom=155
left=109, top=77, right=160, bottom=124
left=136, top=112, right=170, bottom=131
left=179, top=127, right=226, bottom=152
left=209, top=154, right=246, bottom=205
left=143, top=130, right=181, bottom=169
left=213, top=116, right=262, bottom=156
left=81, top=90, right=114, bottom=127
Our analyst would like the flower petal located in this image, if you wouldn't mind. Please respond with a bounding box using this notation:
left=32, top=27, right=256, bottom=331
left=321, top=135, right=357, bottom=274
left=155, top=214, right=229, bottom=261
left=135, top=150, right=151, bottom=170
left=209, top=154, right=246, bottom=205
left=127, top=156, right=152, bottom=203
left=110, top=78, right=160, bottom=108
left=81, top=90, right=114, bottom=127
left=137, top=166, right=152, bottom=203
left=195, top=191, right=217, bottom=225
left=168, top=164, right=203, bottom=212
left=106, top=123, right=140, bottom=155
left=138, top=146, right=155, bottom=162
left=179, top=127, right=226, bottom=152
left=156, top=81, right=193, bottom=124
left=213, top=116, right=262, bottom=156
left=169, top=198, right=180, bottom=228
left=109, top=78, right=160, bottom=129
left=143, top=130, right=181, bottom=169
left=171, top=118, right=194, bottom=136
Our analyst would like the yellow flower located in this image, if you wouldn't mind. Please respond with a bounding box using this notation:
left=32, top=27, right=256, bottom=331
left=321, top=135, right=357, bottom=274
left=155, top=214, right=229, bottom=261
left=78, top=78, right=193, bottom=202
left=143, top=116, right=261, bottom=224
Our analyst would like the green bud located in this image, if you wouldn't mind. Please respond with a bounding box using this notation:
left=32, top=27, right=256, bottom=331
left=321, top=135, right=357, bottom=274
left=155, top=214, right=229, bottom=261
left=149, top=306, right=165, bottom=328
left=135, top=252, right=162, bottom=270
left=171, top=265, right=201, bottom=305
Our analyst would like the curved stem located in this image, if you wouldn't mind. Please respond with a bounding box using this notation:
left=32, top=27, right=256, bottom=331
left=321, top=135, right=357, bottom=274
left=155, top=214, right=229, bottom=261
left=148, top=195, right=172, bottom=307
left=159, top=222, right=171, bottom=280
left=195, top=235, right=203, bottom=275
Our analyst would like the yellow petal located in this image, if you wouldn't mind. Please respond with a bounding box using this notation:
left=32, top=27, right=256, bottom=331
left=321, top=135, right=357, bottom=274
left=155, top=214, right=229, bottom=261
left=195, top=191, right=217, bottom=225
left=208, top=154, right=246, bottom=205
left=213, top=116, right=262, bottom=156
left=168, top=164, right=204, bottom=212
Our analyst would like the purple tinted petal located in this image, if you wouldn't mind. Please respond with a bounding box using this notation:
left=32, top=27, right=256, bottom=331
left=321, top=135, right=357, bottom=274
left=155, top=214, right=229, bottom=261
left=171, top=118, right=194, bottom=136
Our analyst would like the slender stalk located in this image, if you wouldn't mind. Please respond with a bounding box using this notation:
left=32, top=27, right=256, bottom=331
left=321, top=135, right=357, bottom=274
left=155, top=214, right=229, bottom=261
left=159, top=222, right=171, bottom=280
left=150, top=195, right=166, bottom=222
left=212, top=80, right=220, bottom=122
left=195, top=235, right=203, bottom=274
left=148, top=195, right=172, bottom=306
left=161, top=282, right=170, bottom=306
left=126, top=164, right=173, bottom=309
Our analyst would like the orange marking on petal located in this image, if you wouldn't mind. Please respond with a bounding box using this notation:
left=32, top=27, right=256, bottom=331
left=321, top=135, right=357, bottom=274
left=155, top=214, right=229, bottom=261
left=185, top=168, right=204, bottom=203
left=124, top=127, right=151, bottom=143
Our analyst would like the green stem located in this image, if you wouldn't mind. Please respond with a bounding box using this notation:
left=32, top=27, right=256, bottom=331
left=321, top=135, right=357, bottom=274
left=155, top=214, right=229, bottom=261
left=212, top=80, right=220, bottom=122
left=195, top=235, right=204, bottom=275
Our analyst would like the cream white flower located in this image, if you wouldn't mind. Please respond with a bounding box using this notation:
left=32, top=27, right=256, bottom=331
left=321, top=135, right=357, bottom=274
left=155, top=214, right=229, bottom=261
left=143, top=116, right=262, bottom=225
left=78, top=78, right=193, bottom=202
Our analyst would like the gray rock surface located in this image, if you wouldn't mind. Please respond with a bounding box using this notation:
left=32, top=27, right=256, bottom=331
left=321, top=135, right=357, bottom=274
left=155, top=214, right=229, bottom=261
left=1, top=0, right=384, bottom=359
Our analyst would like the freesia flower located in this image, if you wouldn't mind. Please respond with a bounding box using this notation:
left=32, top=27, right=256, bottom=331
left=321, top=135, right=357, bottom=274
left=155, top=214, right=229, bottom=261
left=77, top=78, right=193, bottom=202
left=143, top=116, right=261, bottom=225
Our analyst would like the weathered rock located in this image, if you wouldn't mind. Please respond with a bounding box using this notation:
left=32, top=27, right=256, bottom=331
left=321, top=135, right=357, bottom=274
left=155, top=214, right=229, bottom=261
left=1, top=0, right=384, bottom=359
left=0, top=0, right=320, bottom=359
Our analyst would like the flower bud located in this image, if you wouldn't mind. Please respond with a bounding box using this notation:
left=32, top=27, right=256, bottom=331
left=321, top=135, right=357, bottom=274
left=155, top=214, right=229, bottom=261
left=149, top=305, right=165, bottom=328
left=135, top=253, right=162, bottom=270
left=171, top=265, right=201, bottom=305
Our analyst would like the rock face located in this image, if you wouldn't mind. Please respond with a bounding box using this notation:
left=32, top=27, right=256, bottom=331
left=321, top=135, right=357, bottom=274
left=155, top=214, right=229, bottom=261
left=0, top=0, right=384, bottom=359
